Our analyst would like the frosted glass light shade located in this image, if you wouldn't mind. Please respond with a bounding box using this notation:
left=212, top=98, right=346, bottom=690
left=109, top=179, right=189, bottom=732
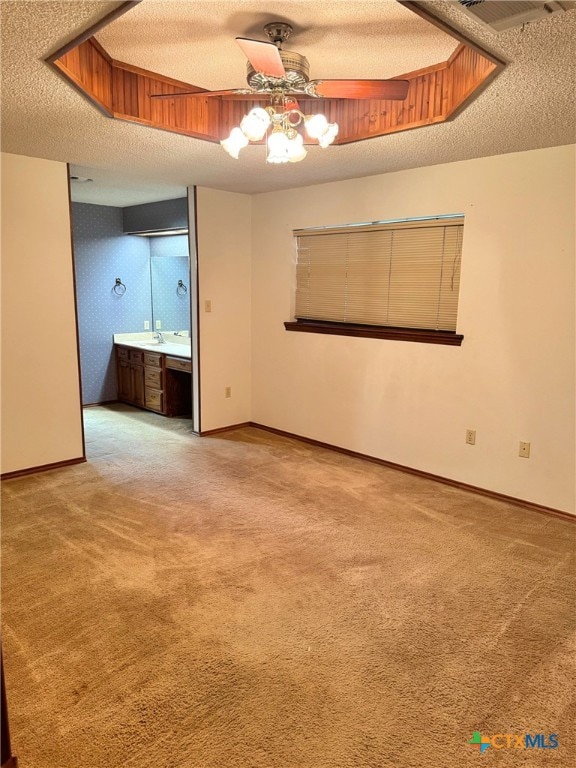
left=266, top=130, right=291, bottom=164
left=305, top=114, right=329, bottom=139
left=221, top=127, right=249, bottom=159
left=287, top=133, right=307, bottom=163
left=318, top=122, right=339, bottom=148
left=240, top=108, right=271, bottom=141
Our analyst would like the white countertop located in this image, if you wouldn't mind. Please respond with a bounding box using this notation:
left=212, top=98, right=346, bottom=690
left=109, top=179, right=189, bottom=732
left=114, top=333, right=191, bottom=359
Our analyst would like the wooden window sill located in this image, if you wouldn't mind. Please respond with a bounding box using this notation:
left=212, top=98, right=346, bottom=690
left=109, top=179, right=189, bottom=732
left=284, top=320, right=463, bottom=346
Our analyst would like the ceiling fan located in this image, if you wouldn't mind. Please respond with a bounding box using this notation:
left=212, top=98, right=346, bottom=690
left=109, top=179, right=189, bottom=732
left=151, top=22, right=410, bottom=103
left=151, top=23, right=409, bottom=163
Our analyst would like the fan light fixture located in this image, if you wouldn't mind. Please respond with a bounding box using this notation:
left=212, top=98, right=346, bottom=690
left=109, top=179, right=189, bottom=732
left=147, top=21, right=408, bottom=165
left=221, top=104, right=338, bottom=163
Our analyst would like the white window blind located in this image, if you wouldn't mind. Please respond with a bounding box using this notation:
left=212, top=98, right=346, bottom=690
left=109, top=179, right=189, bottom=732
left=294, top=217, right=464, bottom=331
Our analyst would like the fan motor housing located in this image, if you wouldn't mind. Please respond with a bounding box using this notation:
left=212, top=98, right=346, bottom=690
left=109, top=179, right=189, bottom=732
left=246, top=49, right=310, bottom=89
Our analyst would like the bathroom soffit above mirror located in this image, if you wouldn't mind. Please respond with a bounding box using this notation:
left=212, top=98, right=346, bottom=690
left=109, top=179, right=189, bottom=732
left=123, top=197, right=189, bottom=236
left=131, top=229, right=188, bottom=237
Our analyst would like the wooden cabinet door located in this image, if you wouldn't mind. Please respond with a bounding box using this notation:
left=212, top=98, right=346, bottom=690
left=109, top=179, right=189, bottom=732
left=118, top=358, right=132, bottom=402
left=116, top=345, right=191, bottom=417
left=130, top=364, right=145, bottom=407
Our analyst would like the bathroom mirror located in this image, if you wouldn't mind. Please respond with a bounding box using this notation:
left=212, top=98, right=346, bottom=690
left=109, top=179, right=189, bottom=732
left=149, top=234, right=191, bottom=334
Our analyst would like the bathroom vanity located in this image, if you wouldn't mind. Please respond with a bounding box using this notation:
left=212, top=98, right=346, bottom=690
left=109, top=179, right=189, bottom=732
left=114, top=334, right=192, bottom=417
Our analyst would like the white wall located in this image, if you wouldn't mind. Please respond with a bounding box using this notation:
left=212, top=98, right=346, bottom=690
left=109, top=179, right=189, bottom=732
left=251, top=145, right=575, bottom=513
left=1, top=153, right=84, bottom=473
left=195, top=187, right=252, bottom=432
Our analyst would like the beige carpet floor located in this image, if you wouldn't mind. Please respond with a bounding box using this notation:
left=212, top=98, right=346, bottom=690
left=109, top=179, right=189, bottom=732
left=1, top=404, right=574, bottom=768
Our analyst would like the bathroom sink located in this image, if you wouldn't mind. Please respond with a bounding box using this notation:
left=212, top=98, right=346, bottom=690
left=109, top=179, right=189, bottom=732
left=129, top=340, right=163, bottom=347
left=119, top=339, right=191, bottom=358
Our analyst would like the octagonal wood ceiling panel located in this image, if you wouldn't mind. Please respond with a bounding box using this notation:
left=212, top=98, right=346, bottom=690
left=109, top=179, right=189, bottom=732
left=47, top=1, right=504, bottom=148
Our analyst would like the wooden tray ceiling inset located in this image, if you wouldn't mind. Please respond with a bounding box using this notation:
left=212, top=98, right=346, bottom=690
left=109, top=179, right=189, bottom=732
left=47, top=2, right=504, bottom=147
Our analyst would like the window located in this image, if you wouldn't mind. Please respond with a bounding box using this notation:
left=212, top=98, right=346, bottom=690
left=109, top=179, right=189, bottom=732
left=285, top=216, right=464, bottom=345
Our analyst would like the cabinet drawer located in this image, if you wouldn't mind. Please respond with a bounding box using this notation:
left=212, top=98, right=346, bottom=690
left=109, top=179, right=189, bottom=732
left=129, top=349, right=144, bottom=364
left=145, top=387, right=163, bottom=411
left=144, top=352, right=162, bottom=368
left=144, top=368, right=163, bottom=389
left=166, top=356, right=191, bottom=373
left=117, top=346, right=129, bottom=361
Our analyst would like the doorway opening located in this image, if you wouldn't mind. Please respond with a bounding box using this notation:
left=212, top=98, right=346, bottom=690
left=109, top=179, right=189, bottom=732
left=68, top=171, right=199, bottom=435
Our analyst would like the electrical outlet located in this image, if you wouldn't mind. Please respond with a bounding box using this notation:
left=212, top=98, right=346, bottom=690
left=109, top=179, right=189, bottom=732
left=519, top=441, right=531, bottom=458
left=205, top=300, right=212, bottom=313
left=144, top=320, right=150, bottom=330
left=155, top=320, right=162, bottom=329
left=225, top=386, right=231, bottom=398
left=466, top=429, right=476, bottom=445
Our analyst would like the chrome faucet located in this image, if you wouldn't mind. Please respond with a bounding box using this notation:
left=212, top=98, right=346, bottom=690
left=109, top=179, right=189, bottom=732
left=154, top=332, right=166, bottom=344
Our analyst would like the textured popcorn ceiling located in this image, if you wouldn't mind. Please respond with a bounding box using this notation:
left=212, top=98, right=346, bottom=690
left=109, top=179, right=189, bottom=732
left=1, top=1, right=575, bottom=204
left=96, top=1, right=458, bottom=87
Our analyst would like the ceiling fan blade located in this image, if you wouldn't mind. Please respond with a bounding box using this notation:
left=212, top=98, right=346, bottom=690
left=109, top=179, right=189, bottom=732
left=311, top=79, right=409, bottom=100
left=235, top=37, right=286, bottom=78
left=151, top=90, right=274, bottom=103
left=151, top=89, right=245, bottom=100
